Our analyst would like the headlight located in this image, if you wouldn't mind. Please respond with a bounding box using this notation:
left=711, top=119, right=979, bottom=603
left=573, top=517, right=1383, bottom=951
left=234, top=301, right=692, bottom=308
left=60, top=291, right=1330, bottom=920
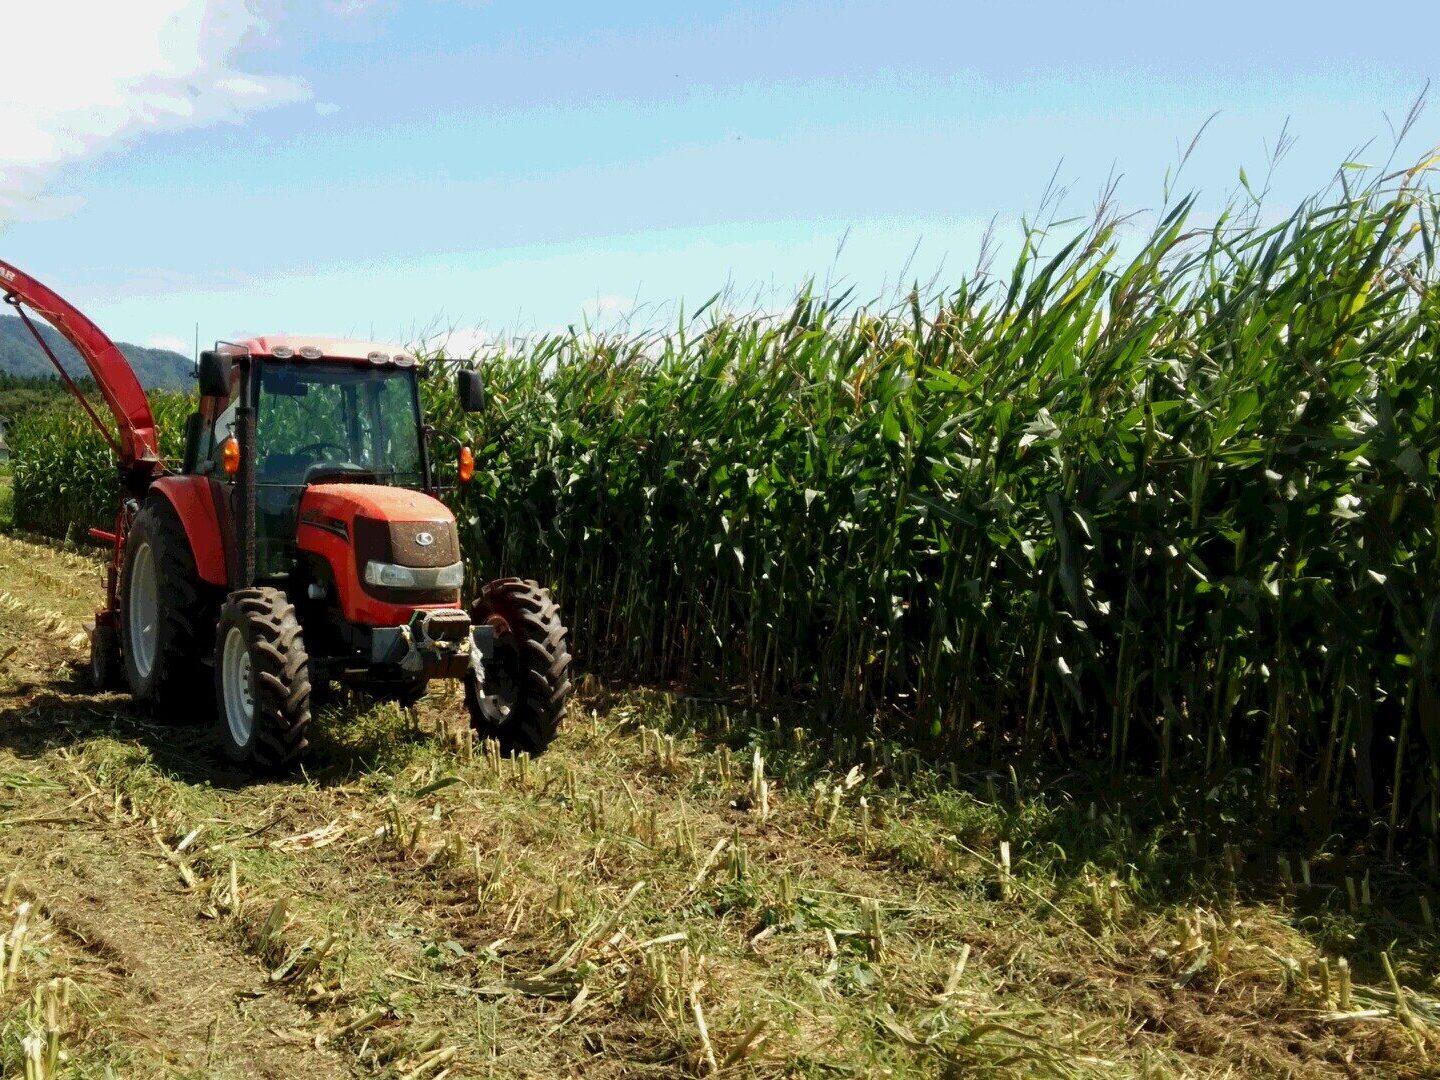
left=363, top=561, right=464, bottom=590
left=365, top=561, right=418, bottom=588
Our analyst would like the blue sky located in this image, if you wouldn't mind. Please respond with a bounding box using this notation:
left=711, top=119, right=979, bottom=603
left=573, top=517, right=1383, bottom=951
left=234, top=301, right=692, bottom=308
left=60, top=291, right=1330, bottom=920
left=1, top=1, right=1434, bottom=353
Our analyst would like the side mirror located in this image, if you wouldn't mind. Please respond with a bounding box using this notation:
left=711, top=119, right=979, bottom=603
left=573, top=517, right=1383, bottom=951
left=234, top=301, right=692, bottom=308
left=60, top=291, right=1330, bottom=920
left=457, top=368, right=485, bottom=412
left=198, top=350, right=229, bottom=397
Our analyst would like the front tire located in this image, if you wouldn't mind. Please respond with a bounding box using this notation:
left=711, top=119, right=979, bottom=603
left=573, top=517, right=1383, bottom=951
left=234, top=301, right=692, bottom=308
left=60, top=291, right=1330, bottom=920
left=213, top=587, right=312, bottom=771
left=120, top=502, right=212, bottom=718
left=464, top=578, right=572, bottom=755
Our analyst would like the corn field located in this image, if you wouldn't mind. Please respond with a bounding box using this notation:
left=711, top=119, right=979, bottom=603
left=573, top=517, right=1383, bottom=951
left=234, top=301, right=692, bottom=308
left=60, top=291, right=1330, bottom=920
left=10, top=394, right=189, bottom=539
left=12, top=159, right=1440, bottom=859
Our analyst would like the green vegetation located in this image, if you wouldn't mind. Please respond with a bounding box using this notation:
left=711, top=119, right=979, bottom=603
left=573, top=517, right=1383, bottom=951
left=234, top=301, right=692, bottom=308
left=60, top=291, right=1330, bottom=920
left=0, top=373, right=84, bottom=427
left=8, top=391, right=188, bottom=539
left=444, top=158, right=1440, bottom=864
left=11, top=156, right=1440, bottom=865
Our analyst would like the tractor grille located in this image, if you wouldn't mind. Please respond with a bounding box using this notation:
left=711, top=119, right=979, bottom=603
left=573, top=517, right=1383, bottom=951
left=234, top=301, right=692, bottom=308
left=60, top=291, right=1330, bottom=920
left=354, top=516, right=459, bottom=569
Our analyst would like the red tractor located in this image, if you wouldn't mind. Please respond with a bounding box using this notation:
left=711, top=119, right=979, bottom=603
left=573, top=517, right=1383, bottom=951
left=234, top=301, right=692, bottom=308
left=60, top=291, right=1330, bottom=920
left=1, top=260, right=571, bottom=771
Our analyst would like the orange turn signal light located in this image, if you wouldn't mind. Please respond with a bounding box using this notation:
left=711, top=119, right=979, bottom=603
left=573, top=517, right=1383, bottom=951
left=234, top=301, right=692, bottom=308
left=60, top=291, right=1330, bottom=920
left=458, top=446, right=475, bottom=483
left=221, top=436, right=241, bottom=476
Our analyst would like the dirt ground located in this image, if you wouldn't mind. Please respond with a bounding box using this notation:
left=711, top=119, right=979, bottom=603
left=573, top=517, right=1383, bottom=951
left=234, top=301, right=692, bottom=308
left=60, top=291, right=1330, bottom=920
left=0, top=531, right=1434, bottom=1078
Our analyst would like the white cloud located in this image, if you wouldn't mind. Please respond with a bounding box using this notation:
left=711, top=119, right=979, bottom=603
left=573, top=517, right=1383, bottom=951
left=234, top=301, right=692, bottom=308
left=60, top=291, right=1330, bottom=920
left=415, top=326, right=501, bottom=361
left=323, top=0, right=381, bottom=15
left=146, top=334, right=193, bottom=354
left=0, top=1, right=308, bottom=226
left=576, top=293, right=651, bottom=332
left=582, top=295, right=632, bottom=317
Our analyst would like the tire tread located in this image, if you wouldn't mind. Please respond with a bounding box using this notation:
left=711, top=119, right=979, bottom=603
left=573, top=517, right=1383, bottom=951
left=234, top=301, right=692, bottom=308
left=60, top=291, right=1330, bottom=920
left=214, top=586, right=311, bottom=771
left=465, top=577, right=572, bottom=756
left=120, top=501, right=215, bottom=718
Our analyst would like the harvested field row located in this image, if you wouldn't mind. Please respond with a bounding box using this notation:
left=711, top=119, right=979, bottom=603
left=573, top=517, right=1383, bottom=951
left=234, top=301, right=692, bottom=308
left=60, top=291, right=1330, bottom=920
left=0, top=531, right=1434, bottom=1077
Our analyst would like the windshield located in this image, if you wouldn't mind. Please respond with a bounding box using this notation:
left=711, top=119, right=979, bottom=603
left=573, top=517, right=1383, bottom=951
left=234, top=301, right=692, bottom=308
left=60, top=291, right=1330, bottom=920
left=252, top=362, right=427, bottom=577
left=256, top=363, right=425, bottom=487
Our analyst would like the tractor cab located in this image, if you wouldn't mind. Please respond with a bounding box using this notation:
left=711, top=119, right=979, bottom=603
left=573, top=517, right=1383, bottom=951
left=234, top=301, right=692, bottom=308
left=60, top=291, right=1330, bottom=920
left=191, top=339, right=433, bottom=580
left=189, top=338, right=479, bottom=661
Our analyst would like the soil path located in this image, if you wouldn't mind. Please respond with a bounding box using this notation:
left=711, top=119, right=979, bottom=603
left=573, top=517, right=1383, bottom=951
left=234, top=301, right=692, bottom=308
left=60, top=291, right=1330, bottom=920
left=0, top=534, right=352, bottom=1078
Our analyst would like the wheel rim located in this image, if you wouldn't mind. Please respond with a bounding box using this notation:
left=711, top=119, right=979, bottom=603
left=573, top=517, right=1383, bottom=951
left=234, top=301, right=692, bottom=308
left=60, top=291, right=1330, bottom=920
left=222, top=626, right=256, bottom=747
left=474, top=639, right=520, bottom=724
left=127, top=542, right=159, bottom=679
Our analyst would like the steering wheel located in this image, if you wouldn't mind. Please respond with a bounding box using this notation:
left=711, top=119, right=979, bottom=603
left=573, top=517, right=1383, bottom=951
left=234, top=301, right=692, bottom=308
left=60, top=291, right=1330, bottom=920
left=294, top=441, right=347, bottom=459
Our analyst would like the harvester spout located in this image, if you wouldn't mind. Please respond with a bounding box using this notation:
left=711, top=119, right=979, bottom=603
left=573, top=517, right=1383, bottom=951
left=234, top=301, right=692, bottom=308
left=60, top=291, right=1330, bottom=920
left=0, top=259, right=162, bottom=476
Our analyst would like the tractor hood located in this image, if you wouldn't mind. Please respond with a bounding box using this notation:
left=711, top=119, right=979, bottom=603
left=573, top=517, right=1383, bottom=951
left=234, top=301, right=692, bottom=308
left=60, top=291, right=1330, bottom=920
left=299, top=483, right=461, bottom=566
left=302, top=483, right=456, bottom=529
left=296, top=483, right=464, bottom=626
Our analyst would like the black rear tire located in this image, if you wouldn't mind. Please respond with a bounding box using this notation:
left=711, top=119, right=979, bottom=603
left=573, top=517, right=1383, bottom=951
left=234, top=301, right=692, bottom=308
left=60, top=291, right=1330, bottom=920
left=464, top=578, right=571, bottom=755
left=119, top=501, right=214, bottom=719
left=213, top=587, right=312, bottom=772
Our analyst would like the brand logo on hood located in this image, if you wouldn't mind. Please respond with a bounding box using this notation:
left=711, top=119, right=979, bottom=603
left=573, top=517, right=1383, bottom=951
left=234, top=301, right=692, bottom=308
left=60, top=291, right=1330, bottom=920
left=415, top=531, right=435, bottom=547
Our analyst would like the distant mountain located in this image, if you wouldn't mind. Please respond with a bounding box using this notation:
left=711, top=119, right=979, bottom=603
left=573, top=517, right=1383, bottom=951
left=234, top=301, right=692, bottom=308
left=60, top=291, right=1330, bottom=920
left=0, top=314, right=193, bottom=390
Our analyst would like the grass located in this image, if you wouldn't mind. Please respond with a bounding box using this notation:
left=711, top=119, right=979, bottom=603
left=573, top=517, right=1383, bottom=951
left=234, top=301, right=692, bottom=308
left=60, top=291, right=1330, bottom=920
left=0, top=533, right=1435, bottom=1076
